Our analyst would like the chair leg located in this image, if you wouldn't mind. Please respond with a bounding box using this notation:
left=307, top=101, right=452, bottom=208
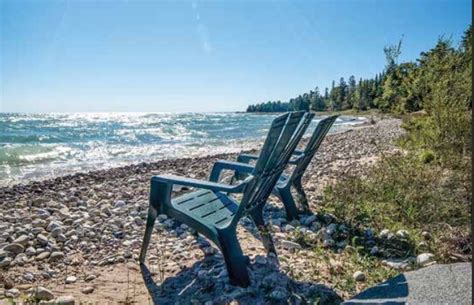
left=276, top=187, right=299, bottom=221
left=249, top=205, right=277, bottom=255
left=293, top=178, right=311, bottom=214
left=139, top=203, right=158, bottom=264
left=218, top=231, right=250, bottom=287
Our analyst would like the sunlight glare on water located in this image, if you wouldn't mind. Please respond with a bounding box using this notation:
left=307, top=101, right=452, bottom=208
left=0, top=112, right=365, bottom=186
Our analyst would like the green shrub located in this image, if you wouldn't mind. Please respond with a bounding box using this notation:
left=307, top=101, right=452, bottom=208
left=321, top=152, right=471, bottom=231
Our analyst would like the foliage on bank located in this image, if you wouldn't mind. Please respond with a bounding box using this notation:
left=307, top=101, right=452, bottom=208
left=320, top=25, right=472, bottom=263
left=246, top=25, right=472, bottom=117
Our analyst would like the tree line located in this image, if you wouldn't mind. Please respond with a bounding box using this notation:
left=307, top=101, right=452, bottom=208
left=246, top=24, right=471, bottom=116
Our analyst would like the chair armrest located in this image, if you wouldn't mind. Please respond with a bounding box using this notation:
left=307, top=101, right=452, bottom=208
left=152, top=174, right=252, bottom=193
left=236, top=153, right=259, bottom=164
left=209, top=160, right=255, bottom=182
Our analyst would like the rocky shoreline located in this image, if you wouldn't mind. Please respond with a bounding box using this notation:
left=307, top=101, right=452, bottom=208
left=1, top=118, right=405, bottom=304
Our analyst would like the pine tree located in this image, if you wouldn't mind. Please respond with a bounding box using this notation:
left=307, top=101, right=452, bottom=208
left=347, top=75, right=357, bottom=109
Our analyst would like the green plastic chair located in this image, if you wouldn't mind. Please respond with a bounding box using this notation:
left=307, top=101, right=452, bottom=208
left=139, top=111, right=309, bottom=287
left=234, top=115, right=338, bottom=220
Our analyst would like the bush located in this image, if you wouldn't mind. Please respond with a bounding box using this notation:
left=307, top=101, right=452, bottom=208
left=321, top=152, right=471, bottom=231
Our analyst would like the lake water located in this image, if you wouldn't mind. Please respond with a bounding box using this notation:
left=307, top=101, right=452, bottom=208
left=0, top=112, right=366, bottom=186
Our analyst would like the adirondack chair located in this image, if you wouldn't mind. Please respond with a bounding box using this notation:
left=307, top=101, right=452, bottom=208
left=233, top=115, right=338, bottom=220
left=139, top=111, right=309, bottom=287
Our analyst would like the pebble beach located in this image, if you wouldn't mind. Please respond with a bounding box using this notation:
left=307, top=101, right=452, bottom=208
left=0, top=118, right=404, bottom=304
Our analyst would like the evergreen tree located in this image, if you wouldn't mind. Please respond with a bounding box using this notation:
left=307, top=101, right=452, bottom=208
left=347, top=75, right=357, bottom=109
left=310, top=87, right=326, bottom=111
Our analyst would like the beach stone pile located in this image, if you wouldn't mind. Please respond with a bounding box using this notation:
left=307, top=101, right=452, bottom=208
left=0, top=118, right=408, bottom=303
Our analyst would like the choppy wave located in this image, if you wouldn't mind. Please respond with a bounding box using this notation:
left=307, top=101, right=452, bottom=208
left=0, top=112, right=366, bottom=186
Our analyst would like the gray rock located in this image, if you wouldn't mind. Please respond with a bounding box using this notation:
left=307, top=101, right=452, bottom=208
left=3, top=243, right=24, bottom=254
left=325, top=223, right=337, bottom=235
left=270, top=287, right=288, bottom=300
left=422, top=231, right=432, bottom=240
left=35, top=251, right=51, bottom=261
left=323, top=213, right=335, bottom=224
left=417, top=253, right=435, bottom=266
left=164, top=219, right=174, bottom=228
left=13, top=235, right=29, bottom=246
left=283, top=224, right=295, bottom=232
left=49, top=251, right=65, bottom=261
left=364, top=228, right=374, bottom=239
left=280, top=240, right=302, bottom=250
left=23, top=272, right=34, bottom=281
left=5, top=288, right=20, bottom=298
left=0, top=257, right=12, bottom=268
left=55, top=295, right=75, bottom=305
left=396, top=230, right=410, bottom=239
left=47, top=221, right=62, bottom=232
left=289, top=219, right=300, bottom=227
left=353, top=271, right=366, bottom=281
left=114, top=200, right=126, bottom=208
left=65, top=275, right=77, bottom=284
left=379, top=229, right=390, bottom=238
left=85, top=274, right=96, bottom=282
left=37, top=234, right=49, bottom=246
left=382, top=257, right=415, bottom=270
left=81, top=286, right=94, bottom=294
left=51, top=227, right=63, bottom=238
left=323, top=238, right=335, bottom=248
left=34, top=286, right=55, bottom=301
left=25, top=247, right=36, bottom=256
left=301, top=215, right=317, bottom=226
left=311, top=221, right=322, bottom=231
left=202, top=247, right=215, bottom=255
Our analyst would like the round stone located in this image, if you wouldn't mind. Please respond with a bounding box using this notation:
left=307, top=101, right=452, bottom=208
left=34, top=286, right=55, bottom=301
left=49, top=251, right=65, bottom=262
left=353, top=271, right=366, bottom=281
left=396, top=230, right=409, bottom=239
left=379, top=229, right=390, bottom=238
left=5, top=288, right=20, bottom=298
left=56, top=295, right=75, bottom=305
left=81, top=286, right=94, bottom=294
left=35, top=251, right=51, bottom=261
left=65, top=276, right=77, bottom=284
left=36, top=234, right=49, bottom=246
left=13, top=235, right=29, bottom=246
left=3, top=243, right=24, bottom=254
left=417, top=253, right=435, bottom=266
left=0, top=257, right=12, bottom=268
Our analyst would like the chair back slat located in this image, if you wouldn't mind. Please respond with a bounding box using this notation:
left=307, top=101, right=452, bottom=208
left=232, top=111, right=308, bottom=222
left=292, top=115, right=338, bottom=180
left=246, top=112, right=305, bottom=205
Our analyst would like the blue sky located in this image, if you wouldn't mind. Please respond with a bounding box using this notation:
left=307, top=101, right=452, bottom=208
left=0, top=0, right=471, bottom=113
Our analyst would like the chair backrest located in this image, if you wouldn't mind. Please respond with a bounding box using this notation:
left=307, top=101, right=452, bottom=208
left=291, top=115, right=338, bottom=181
left=231, top=111, right=309, bottom=223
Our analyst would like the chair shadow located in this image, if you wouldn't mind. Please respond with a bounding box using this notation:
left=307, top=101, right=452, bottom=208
left=143, top=183, right=411, bottom=304
left=342, top=274, right=409, bottom=305
left=237, top=200, right=412, bottom=305
left=140, top=253, right=343, bottom=305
